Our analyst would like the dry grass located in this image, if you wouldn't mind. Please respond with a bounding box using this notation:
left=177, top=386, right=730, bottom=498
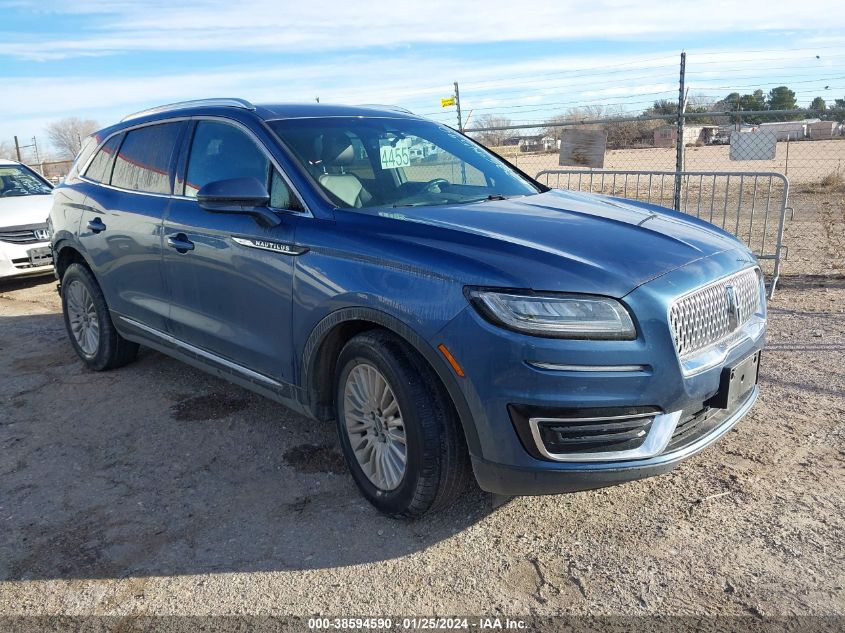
left=798, top=171, right=845, bottom=194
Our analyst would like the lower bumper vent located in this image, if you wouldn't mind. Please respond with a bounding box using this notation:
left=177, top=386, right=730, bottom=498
left=508, top=405, right=673, bottom=462
left=536, top=415, right=654, bottom=454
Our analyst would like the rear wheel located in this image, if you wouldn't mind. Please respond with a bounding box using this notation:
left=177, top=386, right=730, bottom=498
left=334, top=329, right=471, bottom=518
left=61, top=263, right=139, bottom=371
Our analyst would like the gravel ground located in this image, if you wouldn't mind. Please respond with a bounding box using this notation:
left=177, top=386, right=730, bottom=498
left=1, top=266, right=843, bottom=620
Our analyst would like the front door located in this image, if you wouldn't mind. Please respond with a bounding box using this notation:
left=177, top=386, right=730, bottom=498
left=162, top=119, right=306, bottom=383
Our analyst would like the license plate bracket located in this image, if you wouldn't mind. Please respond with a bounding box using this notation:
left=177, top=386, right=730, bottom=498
left=27, top=246, right=53, bottom=267
left=708, top=351, right=760, bottom=410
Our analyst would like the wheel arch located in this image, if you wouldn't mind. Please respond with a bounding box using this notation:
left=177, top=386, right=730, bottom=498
left=53, top=239, right=94, bottom=282
left=300, top=307, right=482, bottom=456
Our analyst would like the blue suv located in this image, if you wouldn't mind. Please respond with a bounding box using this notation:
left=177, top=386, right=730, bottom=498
left=50, top=99, right=766, bottom=517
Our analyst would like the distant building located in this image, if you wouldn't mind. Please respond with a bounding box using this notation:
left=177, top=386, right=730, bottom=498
left=807, top=121, right=837, bottom=140
left=653, top=125, right=719, bottom=147
left=513, top=134, right=544, bottom=152
left=756, top=120, right=819, bottom=141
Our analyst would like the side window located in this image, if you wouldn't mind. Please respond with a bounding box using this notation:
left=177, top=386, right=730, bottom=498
left=84, top=135, right=122, bottom=183
left=111, top=122, right=181, bottom=194
left=69, top=135, right=100, bottom=181
left=184, top=121, right=269, bottom=197
left=269, top=170, right=301, bottom=210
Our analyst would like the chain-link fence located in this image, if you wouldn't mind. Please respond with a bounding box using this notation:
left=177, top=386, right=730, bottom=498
left=470, top=109, right=845, bottom=286
left=27, top=159, right=73, bottom=184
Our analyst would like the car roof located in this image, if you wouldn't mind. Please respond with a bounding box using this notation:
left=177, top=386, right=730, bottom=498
left=254, top=103, right=419, bottom=121
left=91, top=100, right=426, bottom=145
left=0, top=159, right=23, bottom=166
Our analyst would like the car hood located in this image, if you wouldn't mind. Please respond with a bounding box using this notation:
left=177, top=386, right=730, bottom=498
left=0, top=193, right=53, bottom=228
left=378, top=189, right=746, bottom=297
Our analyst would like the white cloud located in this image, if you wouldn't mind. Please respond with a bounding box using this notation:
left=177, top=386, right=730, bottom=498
left=3, top=1, right=845, bottom=153
left=4, top=0, right=845, bottom=60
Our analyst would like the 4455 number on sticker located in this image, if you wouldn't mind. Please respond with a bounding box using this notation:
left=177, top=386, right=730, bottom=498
left=379, top=144, right=411, bottom=169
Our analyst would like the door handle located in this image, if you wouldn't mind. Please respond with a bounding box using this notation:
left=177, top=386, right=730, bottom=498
left=86, top=217, right=106, bottom=233
left=167, top=233, right=195, bottom=253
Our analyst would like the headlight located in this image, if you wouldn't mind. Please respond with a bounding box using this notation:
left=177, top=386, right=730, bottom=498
left=466, top=289, right=636, bottom=339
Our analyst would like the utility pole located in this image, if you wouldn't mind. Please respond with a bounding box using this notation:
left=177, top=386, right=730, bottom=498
left=454, top=81, right=463, bottom=133
left=673, top=51, right=686, bottom=212
left=13, top=135, right=22, bottom=162
left=31, top=136, right=40, bottom=165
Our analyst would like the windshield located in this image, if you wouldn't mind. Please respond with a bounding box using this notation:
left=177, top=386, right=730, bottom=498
left=268, top=117, right=542, bottom=209
left=0, top=165, right=52, bottom=197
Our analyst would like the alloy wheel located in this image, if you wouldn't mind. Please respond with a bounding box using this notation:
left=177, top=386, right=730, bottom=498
left=66, top=280, right=100, bottom=356
left=342, top=362, right=407, bottom=490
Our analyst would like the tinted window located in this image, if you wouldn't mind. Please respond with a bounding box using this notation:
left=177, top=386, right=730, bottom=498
left=269, top=170, right=299, bottom=210
left=111, top=122, right=181, bottom=194
left=68, top=135, right=99, bottom=181
left=184, top=121, right=301, bottom=210
left=84, top=135, right=122, bottom=183
left=185, top=121, right=269, bottom=197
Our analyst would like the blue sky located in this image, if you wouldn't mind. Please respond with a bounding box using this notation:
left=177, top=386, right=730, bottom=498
left=3, top=0, right=845, bottom=158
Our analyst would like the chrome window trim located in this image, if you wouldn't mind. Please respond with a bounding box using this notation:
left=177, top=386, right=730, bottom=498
left=118, top=316, right=283, bottom=388
left=77, top=115, right=312, bottom=217
left=529, top=411, right=682, bottom=463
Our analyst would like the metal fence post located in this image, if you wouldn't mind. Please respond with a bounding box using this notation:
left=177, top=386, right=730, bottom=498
left=673, top=51, right=686, bottom=211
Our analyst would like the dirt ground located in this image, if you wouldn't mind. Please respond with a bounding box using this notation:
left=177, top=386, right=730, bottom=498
left=0, top=257, right=843, bottom=621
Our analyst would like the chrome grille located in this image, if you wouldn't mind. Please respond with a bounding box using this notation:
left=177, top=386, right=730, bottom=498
left=669, top=267, right=761, bottom=358
left=0, top=224, right=49, bottom=244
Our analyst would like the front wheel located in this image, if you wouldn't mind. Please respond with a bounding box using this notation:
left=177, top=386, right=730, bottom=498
left=61, top=263, right=139, bottom=371
left=335, top=330, right=471, bottom=518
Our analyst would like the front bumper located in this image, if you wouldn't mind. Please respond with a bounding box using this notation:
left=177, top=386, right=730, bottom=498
left=472, top=385, right=758, bottom=495
left=0, top=239, right=53, bottom=279
left=434, top=249, right=766, bottom=495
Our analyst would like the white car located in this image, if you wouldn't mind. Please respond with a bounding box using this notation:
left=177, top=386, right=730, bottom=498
left=0, top=159, right=54, bottom=279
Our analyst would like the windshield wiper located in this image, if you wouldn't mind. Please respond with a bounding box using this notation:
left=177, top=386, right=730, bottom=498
left=459, top=194, right=511, bottom=204
left=391, top=194, right=514, bottom=208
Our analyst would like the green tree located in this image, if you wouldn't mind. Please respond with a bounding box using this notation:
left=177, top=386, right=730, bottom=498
left=650, top=99, right=677, bottom=115
left=832, top=98, right=845, bottom=122
left=767, top=86, right=798, bottom=111
left=809, top=96, right=826, bottom=111
left=740, top=90, right=767, bottom=112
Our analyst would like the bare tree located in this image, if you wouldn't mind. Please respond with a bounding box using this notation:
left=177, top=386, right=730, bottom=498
left=471, top=114, right=515, bottom=147
left=45, top=117, right=99, bottom=159
left=545, top=106, right=659, bottom=150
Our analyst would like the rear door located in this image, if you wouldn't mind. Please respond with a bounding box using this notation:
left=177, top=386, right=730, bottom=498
left=78, top=121, right=186, bottom=333
left=162, top=118, right=306, bottom=383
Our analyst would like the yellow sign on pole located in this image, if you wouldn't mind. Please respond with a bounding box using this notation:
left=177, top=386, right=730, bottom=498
left=441, top=97, right=456, bottom=108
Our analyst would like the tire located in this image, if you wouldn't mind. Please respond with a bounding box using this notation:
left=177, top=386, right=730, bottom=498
left=334, top=329, right=471, bottom=518
left=61, top=263, right=139, bottom=371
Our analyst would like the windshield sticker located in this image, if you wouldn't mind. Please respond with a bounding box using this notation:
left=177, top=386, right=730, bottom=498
left=379, top=142, right=411, bottom=170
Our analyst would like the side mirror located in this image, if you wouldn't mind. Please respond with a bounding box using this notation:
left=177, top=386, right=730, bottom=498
left=196, top=177, right=280, bottom=227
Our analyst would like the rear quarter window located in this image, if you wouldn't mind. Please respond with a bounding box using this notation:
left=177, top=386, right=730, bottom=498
left=111, top=122, right=182, bottom=194
left=84, top=135, right=122, bottom=184
left=66, top=135, right=99, bottom=182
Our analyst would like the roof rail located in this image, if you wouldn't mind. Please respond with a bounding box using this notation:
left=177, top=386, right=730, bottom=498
left=121, top=98, right=256, bottom=122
